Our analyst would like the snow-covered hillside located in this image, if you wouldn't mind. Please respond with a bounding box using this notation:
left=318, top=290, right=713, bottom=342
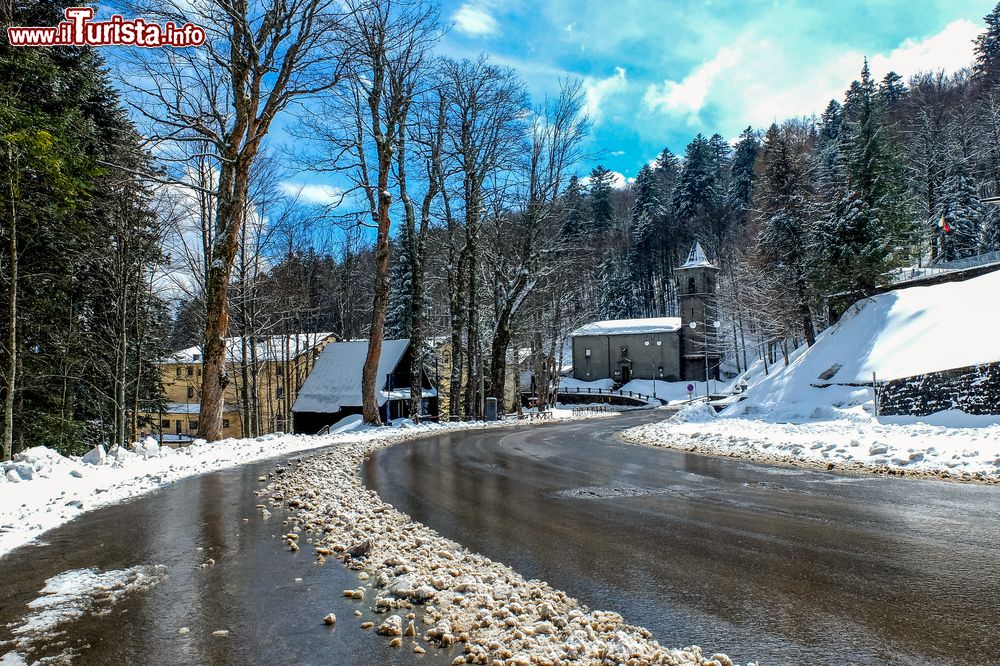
left=727, top=269, right=1000, bottom=420
left=624, top=272, right=1000, bottom=481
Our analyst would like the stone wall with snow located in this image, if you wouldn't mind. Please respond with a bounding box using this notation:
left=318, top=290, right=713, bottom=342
left=877, top=362, right=1000, bottom=416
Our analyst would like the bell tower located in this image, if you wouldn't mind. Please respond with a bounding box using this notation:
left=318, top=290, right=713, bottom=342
left=675, top=241, right=720, bottom=381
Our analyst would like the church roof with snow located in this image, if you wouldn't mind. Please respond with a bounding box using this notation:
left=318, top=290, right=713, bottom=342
left=678, top=241, right=717, bottom=269
left=291, top=339, right=411, bottom=414
left=570, top=317, right=682, bottom=337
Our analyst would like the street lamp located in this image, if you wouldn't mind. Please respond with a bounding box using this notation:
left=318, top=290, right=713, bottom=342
left=688, top=319, right=721, bottom=396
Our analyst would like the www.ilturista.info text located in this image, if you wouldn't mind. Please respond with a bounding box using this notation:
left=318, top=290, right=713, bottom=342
left=7, top=7, right=206, bottom=47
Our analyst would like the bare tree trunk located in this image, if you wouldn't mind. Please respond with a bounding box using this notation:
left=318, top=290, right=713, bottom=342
left=361, top=134, right=395, bottom=425
left=3, top=148, right=17, bottom=461
left=199, top=162, right=253, bottom=441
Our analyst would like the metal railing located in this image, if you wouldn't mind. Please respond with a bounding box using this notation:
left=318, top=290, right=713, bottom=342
left=571, top=405, right=609, bottom=416
left=556, top=386, right=661, bottom=404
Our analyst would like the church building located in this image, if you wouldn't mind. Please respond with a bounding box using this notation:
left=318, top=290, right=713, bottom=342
left=570, top=242, right=721, bottom=383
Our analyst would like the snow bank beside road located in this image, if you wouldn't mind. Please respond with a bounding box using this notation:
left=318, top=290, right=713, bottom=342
left=0, top=433, right=351, bottom=558
left=624, top=406, right=1000, bottom=482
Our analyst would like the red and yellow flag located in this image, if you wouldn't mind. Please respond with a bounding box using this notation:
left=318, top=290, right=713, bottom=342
left=938, top=213, right=952, bottom=233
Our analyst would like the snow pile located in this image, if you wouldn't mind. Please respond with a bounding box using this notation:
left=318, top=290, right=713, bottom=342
left=2, top=447, right=74, bottom=483
left=729, top=269, right=1000, bottom=420
left=669, top=401, right=718, bottom=424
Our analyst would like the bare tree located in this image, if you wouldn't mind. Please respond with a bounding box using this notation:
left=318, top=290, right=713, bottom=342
left=304, top=0, right=439, bottom=424
left=121, top=0, right=350, bottom=440
left=400, top=87, right=447, bottom=420
left=485, top=80, right=588, bottom=405
left=439, top=57, right=529, bottom=418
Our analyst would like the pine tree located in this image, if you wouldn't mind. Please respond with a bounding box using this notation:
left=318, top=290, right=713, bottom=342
left=558, top=175, right=589, bottom=238
left=982, top=204, right=1000, bottom=252
left=727, top=127, right=759, bottom=227
left=754, top=121, right=819, bottom=345
left=385, top=237, right=411, bottom=338
left=974, top=2, right=1000, bottom=87
left=937, top=160, right=984, bottom=260
left=674, top=134, right=722, bottom=252
left=813, top=60, right=912, bottom=294
left=816, top=100, right=843, bottom=192
left=627, top=165, right=665, bottom=315
left=598, top=253, right=637, bottom=319
left=587, top=165, right=616, bottom=232
left=1, top=0, right=167, bottom=456
left=878, top=71, right=906, bottom=111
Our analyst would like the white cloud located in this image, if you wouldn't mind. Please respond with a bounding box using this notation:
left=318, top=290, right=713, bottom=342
left=871, top=19, right=980, bottom=80
left=712, top=19, right=982, bottom=130
left=643, top=47, right=742, bottom=120
left=453, top=3, right=499, bottom=36
left=279, top=182, right=344, bottom=205
left=583, top=67, right=627, bottom=123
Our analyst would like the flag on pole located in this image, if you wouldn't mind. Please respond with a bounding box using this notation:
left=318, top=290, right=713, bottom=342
left=938, top=213, right=952, bottom=233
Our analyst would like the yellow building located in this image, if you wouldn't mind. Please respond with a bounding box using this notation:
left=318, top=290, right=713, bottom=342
left=140, top=332, right=336, bottom=443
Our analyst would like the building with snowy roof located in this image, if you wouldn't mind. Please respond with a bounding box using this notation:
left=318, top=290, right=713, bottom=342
left=570, top=242, right=721, bottom=383
left=291, top=339, right=437, bottom=433
left=139, top=332, right=337, bottom=443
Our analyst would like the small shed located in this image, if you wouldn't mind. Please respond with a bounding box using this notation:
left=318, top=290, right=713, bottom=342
left=291, top=339, right=437, bottom=433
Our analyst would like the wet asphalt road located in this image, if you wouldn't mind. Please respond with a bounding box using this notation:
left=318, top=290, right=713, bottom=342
left=0, top=453, right=455, bottom=666
left=365, top=409, right=1000, bottom=666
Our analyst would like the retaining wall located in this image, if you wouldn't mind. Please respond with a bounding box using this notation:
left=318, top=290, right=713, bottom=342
left=876, top=362, right=1000, bottom=416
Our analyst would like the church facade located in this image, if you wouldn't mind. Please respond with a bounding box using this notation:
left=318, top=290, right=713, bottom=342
left=570, top=242, right=721, bottom=384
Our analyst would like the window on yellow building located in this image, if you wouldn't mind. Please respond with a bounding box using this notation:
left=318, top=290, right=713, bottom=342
left=190, top=420, right=199, bottom=430
left=276, top=387, right=285, bottom=399
left=187, top=387, right=194, bottom=399
left=223, top=419, right=230, bottom=428
left=161, top=419, right=169, bottom=428
left=187, top=366, right=194, bottom=376
left=175, top=367, right=181, bottom=378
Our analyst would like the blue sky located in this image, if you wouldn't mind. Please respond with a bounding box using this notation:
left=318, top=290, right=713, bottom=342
left=431, top=0, right=996, bottom=186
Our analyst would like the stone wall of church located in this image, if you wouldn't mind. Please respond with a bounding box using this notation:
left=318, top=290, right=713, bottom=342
left=875, top=362, right=1000, bottom=416
left=572, top=332, right=680, bottom=383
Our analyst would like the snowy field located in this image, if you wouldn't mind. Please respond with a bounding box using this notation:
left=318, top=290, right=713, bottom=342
left=624, top=271, right=1000, bottom=481
left=0, top=410, right=595, bottom=560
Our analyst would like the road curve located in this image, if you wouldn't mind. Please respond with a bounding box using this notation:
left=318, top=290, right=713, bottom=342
left=364, top=409, right=1000, bottom=666
left=0, top=451, right=454, bottom=666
